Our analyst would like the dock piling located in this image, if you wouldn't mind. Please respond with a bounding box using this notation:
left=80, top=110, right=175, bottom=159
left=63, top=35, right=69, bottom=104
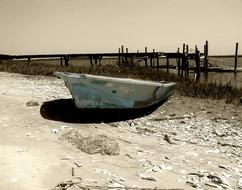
left=60, top=56, right=63, bottom=66
left=27, top=57, right=31, bottom=65
left=118, top=48, right=121, bottom=65
left=156, top=52, right=159, bottom=70
left=166, top=57, right=169, bottom=73
left=234, top=42, right=239, bottom=73
left=125, top=48, right=129, bottom=65
left=181, top=44, right=186, bottom=77
left=195, top=46, right=200, bottom=81
left=176, top=48, right=181, bottom=75
left=64, top=55, right=69, bottom=66
left=121, top=45, right=124, bottom=64
left=204, top=41, right=208, bottom=78
left=145, top=47, right=148, bottom=67
left=186, top=45, right=189, bottom=76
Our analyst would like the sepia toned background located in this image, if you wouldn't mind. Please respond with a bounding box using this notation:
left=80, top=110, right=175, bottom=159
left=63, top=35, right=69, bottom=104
left=0, top=0, right=242, bottom=55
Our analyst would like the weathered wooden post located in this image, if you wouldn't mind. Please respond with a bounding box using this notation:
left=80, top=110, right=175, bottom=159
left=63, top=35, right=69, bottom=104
left=234, top=42, right=239, bottom=73
left=177, top=48, right=181, bottom=75
left=166, top=56, right=169, bottom=73
left=186, top=45, right=189, bottom=76
left=145, top=47, right=148, bottom=67
left=94, top=55, right=98, bottom=65
left=131, top=52, right=134, bottom=66
left=121, top=45, right=124, bottom=65
left=203, top=45, right=206, bottom=68
left=60, top=56, right=63, bottom=66
left=150, top=49, right=154, bottom=67
left=118, top=48, right=121, bottom=65
left=195, top=46, right=200, bottom=81
left=181, top=43, right=186, bottom=77
left=27, top=57, right=31, bottom=65
left=156, top=52, right=159, bottom=70
left=153, top=49, right=156, bottom=68
left=178, top=56, right=181, bottom=76
left=204, top=40, right=208, bottom=78
left=64, top=55, right=69, bottom=66
left=136, top=50, right=139, bottom=66
left=99, top=56, right=102, bottom=66
left=125, top=48, right=129, bottom=65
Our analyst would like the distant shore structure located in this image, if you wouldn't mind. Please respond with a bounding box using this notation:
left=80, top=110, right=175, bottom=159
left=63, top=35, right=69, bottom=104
left=0, top=41, right=241, bottom=81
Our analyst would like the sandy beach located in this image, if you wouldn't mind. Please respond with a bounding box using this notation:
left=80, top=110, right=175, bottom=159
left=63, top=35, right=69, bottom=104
left=0, top=71, right=241, bottom=190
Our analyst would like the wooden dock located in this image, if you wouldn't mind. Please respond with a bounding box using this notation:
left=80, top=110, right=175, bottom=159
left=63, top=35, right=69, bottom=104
left=0, top=42, right=241, bottom=78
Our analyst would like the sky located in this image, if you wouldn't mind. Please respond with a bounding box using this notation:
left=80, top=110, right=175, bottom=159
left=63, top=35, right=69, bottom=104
left=0, top=0, right=242, bottom=55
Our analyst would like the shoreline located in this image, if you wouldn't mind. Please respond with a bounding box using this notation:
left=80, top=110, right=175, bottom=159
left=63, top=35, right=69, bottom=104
left=0, top=72, right=241, bottom=189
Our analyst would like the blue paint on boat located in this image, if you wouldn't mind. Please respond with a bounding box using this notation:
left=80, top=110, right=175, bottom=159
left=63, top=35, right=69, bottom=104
left=54, top=72, right=175, bottom=109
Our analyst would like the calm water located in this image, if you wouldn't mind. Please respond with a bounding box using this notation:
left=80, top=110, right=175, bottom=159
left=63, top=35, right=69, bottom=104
left=204, top=57, right=242, bottom=88
left=193, top=72, right=242, bottom=88
left=159, top=57, right=242, bottom=88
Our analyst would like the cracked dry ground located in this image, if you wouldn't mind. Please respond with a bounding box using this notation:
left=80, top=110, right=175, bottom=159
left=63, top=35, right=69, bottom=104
left=0, top=72, right=241, bottom=190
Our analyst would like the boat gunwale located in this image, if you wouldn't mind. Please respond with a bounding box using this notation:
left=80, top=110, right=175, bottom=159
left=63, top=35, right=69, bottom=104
left=54, top=71, right=176, bottom=87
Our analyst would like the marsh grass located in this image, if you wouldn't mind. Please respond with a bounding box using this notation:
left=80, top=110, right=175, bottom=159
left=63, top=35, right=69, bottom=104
left=0, top=59, right=241, bottom=104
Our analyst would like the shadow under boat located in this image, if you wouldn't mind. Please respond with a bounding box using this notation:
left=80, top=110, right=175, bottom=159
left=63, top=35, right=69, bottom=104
left=40, top=98, right=169, bottom=123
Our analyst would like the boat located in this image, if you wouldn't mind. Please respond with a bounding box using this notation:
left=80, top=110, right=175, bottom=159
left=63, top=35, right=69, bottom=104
left=54, top=72, right=175, bottom=109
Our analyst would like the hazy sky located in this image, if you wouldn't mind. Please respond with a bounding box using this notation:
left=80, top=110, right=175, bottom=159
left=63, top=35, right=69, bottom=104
left=0, top=0, right=241, bottom=55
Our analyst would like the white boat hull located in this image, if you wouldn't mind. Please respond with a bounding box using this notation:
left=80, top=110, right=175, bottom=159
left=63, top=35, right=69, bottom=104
left=54, top=72, right=175, bottom=109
